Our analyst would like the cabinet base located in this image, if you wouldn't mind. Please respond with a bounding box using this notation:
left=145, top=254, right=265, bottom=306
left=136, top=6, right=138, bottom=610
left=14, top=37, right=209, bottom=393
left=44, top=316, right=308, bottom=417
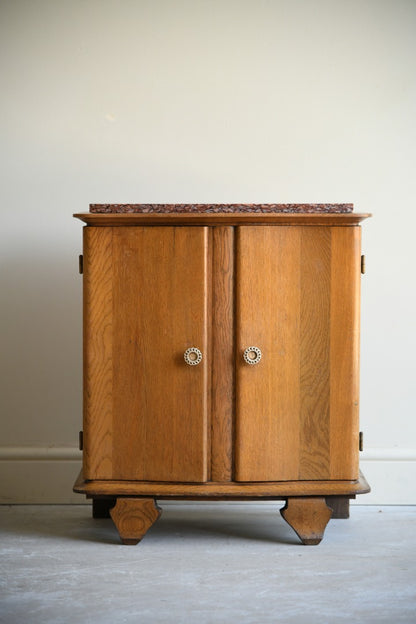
left=74, top=471, right=369, bottom=546
left=74, top=470, right=370, bottom=499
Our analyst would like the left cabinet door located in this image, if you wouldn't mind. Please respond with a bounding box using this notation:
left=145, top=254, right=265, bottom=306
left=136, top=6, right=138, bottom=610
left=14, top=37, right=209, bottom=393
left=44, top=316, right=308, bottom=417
left=83, top=226, right=209, bottom=482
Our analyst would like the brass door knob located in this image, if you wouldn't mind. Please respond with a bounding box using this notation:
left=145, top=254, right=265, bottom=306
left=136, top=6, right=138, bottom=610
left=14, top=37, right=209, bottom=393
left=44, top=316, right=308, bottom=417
left=184, top=347, right=203, bottom=366
left=243, top=346, right=262, bottom=365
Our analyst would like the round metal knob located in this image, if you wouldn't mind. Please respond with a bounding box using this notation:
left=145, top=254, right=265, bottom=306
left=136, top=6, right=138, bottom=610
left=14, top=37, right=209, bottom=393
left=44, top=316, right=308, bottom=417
left=243, top=346, right=262, bottom=365
left=184, top=347, right=203, bottom=366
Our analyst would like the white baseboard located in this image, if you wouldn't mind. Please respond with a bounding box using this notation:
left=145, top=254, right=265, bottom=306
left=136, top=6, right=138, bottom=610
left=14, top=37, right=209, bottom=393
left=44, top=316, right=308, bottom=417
left=0, top=446, right=84, bottom=504
left=356, top=448, right=416, bottom=505
left=0, top=446, right=415, bottom=504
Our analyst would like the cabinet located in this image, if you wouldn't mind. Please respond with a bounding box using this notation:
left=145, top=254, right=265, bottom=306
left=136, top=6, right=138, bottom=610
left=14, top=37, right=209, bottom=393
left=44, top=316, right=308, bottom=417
left=74, top=204, right=371, bottom=545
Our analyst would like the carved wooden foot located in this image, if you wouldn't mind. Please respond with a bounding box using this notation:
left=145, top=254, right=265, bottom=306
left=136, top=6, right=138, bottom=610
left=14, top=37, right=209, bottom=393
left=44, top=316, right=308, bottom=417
left=110, top=498, right=162, bottom=545
left=280, top=497, right=333, bottom=545
left=92, top=497, right=116, bottom=518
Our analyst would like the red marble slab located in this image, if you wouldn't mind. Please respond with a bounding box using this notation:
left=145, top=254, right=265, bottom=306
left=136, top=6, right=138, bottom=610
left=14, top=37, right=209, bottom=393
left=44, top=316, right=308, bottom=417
left=89, top=203, right=353, bottom=214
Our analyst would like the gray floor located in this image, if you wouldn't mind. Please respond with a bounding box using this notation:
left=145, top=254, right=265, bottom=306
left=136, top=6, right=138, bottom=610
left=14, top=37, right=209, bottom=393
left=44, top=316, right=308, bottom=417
left=0, top=504, right=415, bottom=624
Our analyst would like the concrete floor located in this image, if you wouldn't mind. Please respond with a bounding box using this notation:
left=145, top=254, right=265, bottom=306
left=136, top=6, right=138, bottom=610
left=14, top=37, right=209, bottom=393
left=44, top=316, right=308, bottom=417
left=0, top=504, right=415, bottom=624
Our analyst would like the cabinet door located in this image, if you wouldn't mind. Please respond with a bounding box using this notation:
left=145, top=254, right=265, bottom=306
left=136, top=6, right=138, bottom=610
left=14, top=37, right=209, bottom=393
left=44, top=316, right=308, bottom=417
left=235, top=226, right=361, bottom=482
left=83, top=226, right=209, bottom=482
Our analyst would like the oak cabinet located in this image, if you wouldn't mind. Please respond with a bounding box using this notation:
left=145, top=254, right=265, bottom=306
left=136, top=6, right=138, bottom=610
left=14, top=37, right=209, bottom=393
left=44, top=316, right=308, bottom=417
left=74, top=206, right=370, bottom=545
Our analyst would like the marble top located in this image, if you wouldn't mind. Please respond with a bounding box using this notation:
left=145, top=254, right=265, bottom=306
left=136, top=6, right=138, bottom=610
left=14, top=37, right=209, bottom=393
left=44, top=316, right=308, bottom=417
left=90, top=203, right=353, bottom=214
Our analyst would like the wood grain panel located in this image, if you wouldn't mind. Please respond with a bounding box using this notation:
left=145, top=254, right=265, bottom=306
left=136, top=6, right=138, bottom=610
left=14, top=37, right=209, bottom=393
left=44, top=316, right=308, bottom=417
left=299, top=228, right=331, bottom=479
left=235, top=226, right=360, bottom=482
left=83, top=227, right=113, bottom=479
left=211, top=227, right=234, bottom=481
left=329, top=227, right=361, bottom=479
left=235, top=227, right=301, bottom=481
left=111, top=227, right=209, bottom=482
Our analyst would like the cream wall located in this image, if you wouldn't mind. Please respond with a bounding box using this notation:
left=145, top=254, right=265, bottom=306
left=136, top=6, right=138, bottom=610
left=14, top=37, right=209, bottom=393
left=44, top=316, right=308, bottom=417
left=1, top=0, right=415, bottom=503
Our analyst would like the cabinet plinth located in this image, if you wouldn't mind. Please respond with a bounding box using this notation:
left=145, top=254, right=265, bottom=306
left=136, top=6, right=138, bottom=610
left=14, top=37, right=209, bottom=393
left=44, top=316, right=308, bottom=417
left=74, top=208, right=371, bottom=545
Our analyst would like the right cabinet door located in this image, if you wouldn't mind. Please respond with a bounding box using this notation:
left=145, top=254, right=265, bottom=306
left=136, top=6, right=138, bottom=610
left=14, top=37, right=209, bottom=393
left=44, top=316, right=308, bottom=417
left=234, top=226, right=361, bottom=482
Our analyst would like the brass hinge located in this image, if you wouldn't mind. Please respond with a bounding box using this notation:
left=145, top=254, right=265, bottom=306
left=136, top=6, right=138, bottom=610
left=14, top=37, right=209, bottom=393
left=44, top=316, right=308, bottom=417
left=359, top=431, right=364, bottom=452
left=361, top=255, right=366, bottom=274
left=79, top=254, right=83, bottom=274
left=79, top=431, right=84, bottom=451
